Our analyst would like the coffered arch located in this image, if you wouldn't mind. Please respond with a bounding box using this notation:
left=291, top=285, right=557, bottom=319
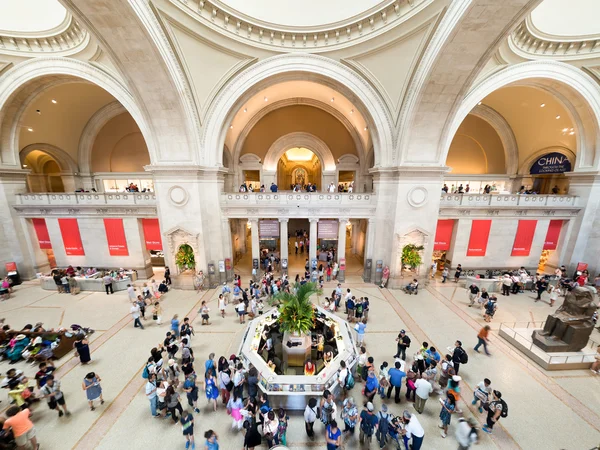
left=263, top=132, right=336, bottom=172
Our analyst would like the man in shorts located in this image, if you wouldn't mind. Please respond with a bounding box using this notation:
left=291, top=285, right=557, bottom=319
left=40, top=375, right=71, bottom=418
left=3, top=406, right=39, bottom=449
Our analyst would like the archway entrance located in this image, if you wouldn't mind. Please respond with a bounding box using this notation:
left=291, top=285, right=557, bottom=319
left=277, top=148, right=321, bottom=190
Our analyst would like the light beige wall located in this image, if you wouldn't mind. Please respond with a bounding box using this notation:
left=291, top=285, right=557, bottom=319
left=242, top=105, right=357, bottom=160
left=447, top=115, right=506, bottom=174
left=91, top=112, right=150, bottom=172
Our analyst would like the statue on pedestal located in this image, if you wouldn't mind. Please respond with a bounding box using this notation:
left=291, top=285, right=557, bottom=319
left=532, top=285, right=598, bottom=352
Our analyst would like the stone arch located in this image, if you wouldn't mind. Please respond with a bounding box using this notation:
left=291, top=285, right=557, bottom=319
left=263, top=132, right=336, bottom=172
left=20, top=143, right=79, bottom=174
left=0, top=57, right=154, bottom=167
left=202, top=53, right=394, bottom=169
left=518, top=146, right=576, bottom=175
left=78, top=101, right=126, bottom=175
left=443, top=61, right=600, bottom=172
left=469, top=104, right=518, bottom=175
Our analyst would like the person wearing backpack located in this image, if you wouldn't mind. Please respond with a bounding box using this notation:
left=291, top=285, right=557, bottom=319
left=375, top=403, right=391, bottom=449
left=456, top=417, right=479, bottom=449
left=358, top=402, right=378, bottom=444
left=482, top=390, right=507, bottom=434
left=451, top=341, right=468, bottom=374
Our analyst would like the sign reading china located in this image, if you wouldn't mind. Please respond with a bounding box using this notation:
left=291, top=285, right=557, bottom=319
left=530, top=152, right=572, bottom=175
left=104, top=219, right=129, bottom=256
left=32, top=218, right=52, bottom=249
left=466, top=220, right=492, bottom=257
left=58, top=218, right=85, bottom=256
left=259, top=220, right=279, bottom=238
left=318, top=220, right=338, bottom=239
left=511, top=220, right=537, bottom=257
left=433, top=220, right=454, bottom=251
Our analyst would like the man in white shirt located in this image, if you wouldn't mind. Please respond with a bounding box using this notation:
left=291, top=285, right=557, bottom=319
left=130, top=303, right=144, bottom=329
left=455, top=417, right=478, bottom=449
left=338, top=360, right=349, bottom=393
left=501, top=274, right=512, bottom=296
left=413, top=378, right=433, bottom=414
left=127, top=284, right=136, bottom=301
left=402, top=411, right=424, bottom=450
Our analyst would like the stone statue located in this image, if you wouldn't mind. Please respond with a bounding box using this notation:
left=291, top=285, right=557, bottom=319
left=532, top=286, right=598, bottom=352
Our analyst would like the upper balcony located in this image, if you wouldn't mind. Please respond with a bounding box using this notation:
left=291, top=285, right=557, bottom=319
left=13, top=192, right=157, bottom=217
left=220, top=192, right=377, bottom=219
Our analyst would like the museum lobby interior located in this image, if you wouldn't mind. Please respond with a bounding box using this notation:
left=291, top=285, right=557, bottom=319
left=0, top=0, right=600, bottom=448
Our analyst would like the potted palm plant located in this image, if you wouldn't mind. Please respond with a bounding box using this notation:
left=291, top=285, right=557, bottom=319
left=274, top=282, right=319, bottom=368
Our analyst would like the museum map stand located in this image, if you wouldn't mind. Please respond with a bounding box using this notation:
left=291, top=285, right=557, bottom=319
left=237, top=306, right=358, bottom=410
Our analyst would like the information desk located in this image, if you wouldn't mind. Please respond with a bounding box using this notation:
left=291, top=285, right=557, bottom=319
left=465, top=276, right=502, bottom=293
left=40, top=276, right=131, bottom=292
left=237, top=306, right=358, bottom=410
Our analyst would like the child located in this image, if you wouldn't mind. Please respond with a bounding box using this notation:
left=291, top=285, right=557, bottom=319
left=227, top=392, right=244, bottom=430
left=152, top=302, right=162, bottom=326
left=472, top=378, right=492, bottom=413
left=180, top=409, right=195, bottom=449
left=200, top=301, right=210, bottom=325
left=218, top=294, right=226, bottom=318
left=378, top=362, right=389, bottom=399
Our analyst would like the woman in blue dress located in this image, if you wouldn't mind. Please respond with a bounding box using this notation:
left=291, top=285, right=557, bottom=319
left=82, top=372, right=104, bottom=411
left=438, top=392, right=456, bottom=438
left=204, top=368, right=219, bottom=412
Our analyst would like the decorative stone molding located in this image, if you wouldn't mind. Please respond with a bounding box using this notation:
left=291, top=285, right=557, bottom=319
left=164, top=225, right=201, bottom=275
left=201, top=53, right=394, bottom=169
left=263, top=132, right=336, bottom=171
left=444, top=61, right=600, bottom=172
left=0, top=16, right=90, bottom=56
left=168, top=185, right=189, bottom=206
left=509, top=18, right=600, bottom=61
left=469, top=104, right=518, bottom=175
left=169, top=0, right=431, bottom=52
left=406, top=185, right=428, bottom=208
left=20, top=143, right=79, bottom=173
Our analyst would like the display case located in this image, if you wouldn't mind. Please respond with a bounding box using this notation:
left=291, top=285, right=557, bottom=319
left=237, top=306, right=358, bottom=410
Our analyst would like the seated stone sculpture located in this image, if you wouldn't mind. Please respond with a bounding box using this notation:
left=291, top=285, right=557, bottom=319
left=533, top=286, right=598, bottom=352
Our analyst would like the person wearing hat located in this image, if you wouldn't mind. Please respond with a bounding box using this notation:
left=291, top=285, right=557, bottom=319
left=375, top=403, right=391, bottom=449
left=7, top=334, right=29, bottom=362
left=401, top=410, right=425, bottom=450
left=456, top=417, right=479, bottom=449
left=358, top=402, right=378, bottom=445
left=394, top=330, right=411, bottom=360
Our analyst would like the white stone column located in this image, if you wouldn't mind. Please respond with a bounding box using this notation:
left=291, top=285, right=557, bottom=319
left=309, top=218, right=318, bottom=263
left=279, top=218, right=288, bottom=270
left=222, top=217, right=234, bottom=281
left=322, top=170, right=337, bottom=192
left=337, top=218, right=349, bottom=282
left=60, top=174, right=77, bottom=192
left=363, top=218, right=376, bottom=281
left=250, top=218, right=260, bottom=262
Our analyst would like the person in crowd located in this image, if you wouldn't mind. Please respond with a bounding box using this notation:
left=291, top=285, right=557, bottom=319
left=40, top=375, right=71, bottom=418
left=472, top=378, right=492, bottom=413
left=356, top=318, right=367, bottom=347
left=326, top=419, right=342, bottom=450
left=358, top=402, right=378, bottom=445
left=535, top=276, right=549, bottom=301
left=341, top=397, right=358, bottom=434
left=68, top=275, right=79, bottom=295
left=378, top=362, right=390, bottom=399
left=451, top=341, right=467, bottom=374
left=454, top=264, right=463, bottom=282
left=501, top=273, right=512, bottom=296
left=130, top=302, right=144, bottom=330
left=414, top=375, right=433, bottom=414
left=474, top=325, right=491, bottom=356
left=482, top=390, right=505, bottom=434
left=152, top=301, right=163, bottom=326
left=320, top=390, right=336, bottom=426
left=2, top=406, right=38, bottom=450
left=401, top=410, right=425, bottom=450
left=304, top=397, right=318, bottom=438
left=204, top=368, right=219, bottom=412
left=380, top=266, right=390, bottom=288
left=364, top=369, right=379, bottom=403
left=394, top=329, right=411, bottom=360
left=467, top=283, right=479, bottom=307
left=375, top=403, right=391, bottom=449
left=82, top=372, right=104, bottom=411
left=164, top=266, right=172, bottom=285
left=483, top=296, right=497, bottom=323
left=242, top=418, right=261, bottom=450
left=203, top=430, right=219, bottom=450
left=456, top=417, right=479, bottom=449
left=404, top=279, right=419, bottom=294
left=262, top=410, right=279, bottom=447
left=441, top=266, right=449, bottom=283
left=276, top=408, right=289, bottom=445
left=387, top=361, right=406, bottom=403
left=166, top=385, right=184, bottom=423
left=227, top=391, right=244, bottom=430
left=145, top=373, right=159, bottom=417
left=180, top=409, right=195, bottom=449
left=439, top=391, right=456, bottom=438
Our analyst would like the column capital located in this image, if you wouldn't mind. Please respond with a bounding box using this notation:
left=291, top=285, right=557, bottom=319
left=278, top=218, right=289, bottom=223
left=249, top=218, right=259, bottom=224
left=309, top=218, right=319, bottom=223
left=339, top=218, right=350, bottom=224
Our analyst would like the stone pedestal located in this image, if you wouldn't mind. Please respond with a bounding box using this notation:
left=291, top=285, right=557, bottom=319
left=282, top=331, right=311, bottom=368
left=532, top=315, right=595, bottom=352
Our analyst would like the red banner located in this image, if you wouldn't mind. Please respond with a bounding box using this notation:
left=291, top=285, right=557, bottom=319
left=58, top=218, right=85, bottom=256
left=434, top=220, right=454, bottom=251
left=142, top=218, right=162, bottom=250
left=32, top=218, right=52, bottom=249
left=543, top=220, right=563, bottom=250
left=466, top=220, right=492, bottom=257
left=5, top=262, right=16, bottom=272
left=104, top=218, right=129, bottom=256
left=511, top=220, right=538, bottom=256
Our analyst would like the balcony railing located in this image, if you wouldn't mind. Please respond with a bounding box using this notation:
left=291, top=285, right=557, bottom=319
left=440, top=194, right=577, bottom=208
left=221, top=192, right=376, bottom=206
left=16, top=192, right=156, bottom=206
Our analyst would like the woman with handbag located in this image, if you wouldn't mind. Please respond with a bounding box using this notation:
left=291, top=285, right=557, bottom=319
left=262, top=410, right=279, bottom=447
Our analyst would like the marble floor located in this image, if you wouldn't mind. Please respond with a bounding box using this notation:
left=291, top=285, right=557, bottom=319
left=0, top=274, right=598, bottom=450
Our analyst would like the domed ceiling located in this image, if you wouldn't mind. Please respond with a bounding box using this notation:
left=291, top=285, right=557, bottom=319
left=0, top=0, right=67, bottom=34
left=530, top=0, right=600, bottom=37
left=215, top=0, right=389, bottom=27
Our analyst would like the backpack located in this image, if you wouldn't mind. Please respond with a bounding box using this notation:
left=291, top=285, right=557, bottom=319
left=499, top=399, right=508, bottom=418
left=142, top=364, right=150, bottom=379
left=345, top=371, right=355, bottom=390
left=356, top=304, right=363, bottom=314
left=377, top=412, right=389, bottom=436
left=459, top=348, right=468, bottom=364
left=404, top=336, right=411, bottom=348
left=361, top=414, right=375, bottom=436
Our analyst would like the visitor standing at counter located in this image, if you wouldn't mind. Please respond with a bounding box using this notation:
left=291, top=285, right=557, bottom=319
left=103, top=273, right=114, bottom=295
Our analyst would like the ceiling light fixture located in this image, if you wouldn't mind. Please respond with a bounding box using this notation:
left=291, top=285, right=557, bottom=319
left=51, top=99, right=57, bottom=104
left=350, top=109, right=354, bottom=114
left=569, top=131, right=575, bottom=135
left=27, top=128, right=33, bottom=132
left=477, top=102, right=482, bottom=106
left=230, top=125, right=234, bottom=129
left=364, top=126, right=368, bottom=131
left=23, top=164, right=27, bottom=168
left=556, top=115, right=561, bottom=119
left=36, top=109, right=41, bottom=115
left=331, top=97, right=335, bottom=102
left=264, top=96, right=268, bottom=102
left=243, top=108, right=247, bottom=113
left=540, top=103, right=545, bottom=107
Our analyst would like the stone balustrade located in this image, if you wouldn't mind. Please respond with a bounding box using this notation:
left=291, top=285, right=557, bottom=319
left=439, top=194, right=577, bottom=208
left=16, top=192, right=156, bottom=206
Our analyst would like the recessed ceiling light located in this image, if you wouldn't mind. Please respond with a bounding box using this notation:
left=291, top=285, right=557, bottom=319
left=27, top=128, right=33, bottom=132
left=230, top=125, right=234, bottom=129
left=264, top=96, right=268, bottom=102
left=350, top=109, right=354, bottom=114
left=477, top=102, right=482, bottom=106
left=36, top=109, right=41, bottom=115
left=556, top=115, right=561, bottom=119
left=364, top=126, right=368, bottom=131
left=331, top=97, right=335, bottom=102
left=51, top=99, right=57, bottom=104
left=243, top=108, right=247, bottom=113
left=23, top=164, right=28, bottom=168
left=569, top=131, right=575, bottom=135
left=562, top=128, right=568, bottom=132
left=540, top=103, right=545, bottom=107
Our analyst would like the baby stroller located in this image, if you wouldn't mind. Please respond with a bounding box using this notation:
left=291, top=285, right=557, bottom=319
left=386, top=415, right=408, bottom=450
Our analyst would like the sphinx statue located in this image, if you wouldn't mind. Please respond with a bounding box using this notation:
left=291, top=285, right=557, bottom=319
left=532, top=285, right=598, bottom=352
